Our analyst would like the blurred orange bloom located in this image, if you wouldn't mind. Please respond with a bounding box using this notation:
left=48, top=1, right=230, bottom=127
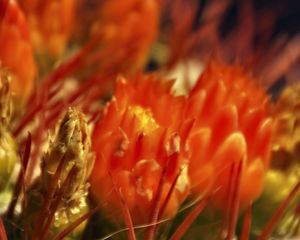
left=91, top=75, right=191, bottom=223
left=19, top=0, right=76, bottom=57
left=0, top=0, right=36, bottom=100
left=91, top=61, right=274, bottom=224
left=187, top=61, right=274, bottom=207
left=92, top=0, right=161, bottom=72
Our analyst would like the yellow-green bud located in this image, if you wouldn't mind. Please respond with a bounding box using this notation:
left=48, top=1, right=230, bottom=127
left=27, top=108, right=94, bottom=239
left=0, top=70, right=17, bottom=192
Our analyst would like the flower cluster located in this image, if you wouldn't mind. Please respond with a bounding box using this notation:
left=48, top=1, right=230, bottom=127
left=0, top=0, right=299, bottom=239
left=91, top=60, right=274, bottom=225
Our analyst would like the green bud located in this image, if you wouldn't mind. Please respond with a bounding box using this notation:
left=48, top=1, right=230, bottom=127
left=0, top=129, right=17, bottom=191
left=0, top=70, right=17, bottom=192
left=27, top=108, right=94, bottom=239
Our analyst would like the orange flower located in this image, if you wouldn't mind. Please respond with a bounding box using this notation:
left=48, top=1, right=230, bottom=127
left=91, top=61, right=274, bottom=224
left=0, top=0, right=36, bottom=100
left=19, top=0, right=76, bottom=57
left=91, top=75, right=191, bottom=223
left=187, top=61, right=274, bottom=207
left=92, top=0, right=161, bottom=72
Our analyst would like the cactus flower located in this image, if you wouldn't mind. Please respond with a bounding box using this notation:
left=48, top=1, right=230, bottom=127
left=91, top=61, right=274, bottom=224
left=19, top=0, right=76, bottom=58
left=91, top=0, right=161, bottom=72
left=91, top=75, right=191, bottom=223
left=187, top=61, right=274, bottom=207
left=0, top=0, right=36, bottom=100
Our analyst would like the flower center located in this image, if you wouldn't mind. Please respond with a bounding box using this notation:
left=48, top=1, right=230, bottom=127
left=129, top=105, right=158, bottom=134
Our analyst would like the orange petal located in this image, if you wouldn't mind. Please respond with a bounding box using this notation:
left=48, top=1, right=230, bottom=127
left=186, top=90, right=206, bottom=120
left=241, top=107, right=264, bottom=147
left=189, top=128, right=211, bottom=166
left=190, top=164, right=214, bottom=197
left=209, top=104, right=238, bottom=154
left=212, top=132, right=247, bottom=169
left=252, top=118, right=273, bottom=166
left=114, top=170, right=137, bottom=210
left=240, top=158, right=265, bottom=207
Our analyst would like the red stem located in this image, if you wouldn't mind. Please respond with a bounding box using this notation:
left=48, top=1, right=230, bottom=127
left=24, top=99, right=47, bottom=185
left=220, top=163, right=236, bottom=238
left=0, top=217, right=7, bottom=240
left=169, top=197, right=208, bottom=240
left=258, top=180, right=300, bottom=240
left=240, top=205, right=252, bottom=240
left=53, top=206, right=100, bottom=240
left=145, top=153, right=176, bottom=240
left=226, top=160, right=243, bottom=240
left=5, top=133, right=32, bottom=218
left=14, top=34, right=102, bottom=137
left=158, top=169, right=182, bottom=220
left=32, top=154, right=67, bottom=239
left=108, top=171, right=136, bottom=240
left=38, top=167, right=78, bottom=240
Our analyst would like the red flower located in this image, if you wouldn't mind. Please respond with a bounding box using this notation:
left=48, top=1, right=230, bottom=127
left=0, top=0, right=36, bottom=100
left=91, top=0, right=161, bottom=72
left=91, top=75, right=191, bottom=223
left=187, top=61, right=274, bottom=207
left=91, top=61, right=274, bottom=224
left=19, top=0, right=77, bottom=57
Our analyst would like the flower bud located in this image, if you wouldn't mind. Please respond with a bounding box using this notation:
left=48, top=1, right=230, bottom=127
left=27, top=108, right=94, bottom=238
left=0, top=69, right=17, bottom=191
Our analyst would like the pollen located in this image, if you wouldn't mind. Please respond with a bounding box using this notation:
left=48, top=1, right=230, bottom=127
left=128, top=105, right=159, bottom=134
